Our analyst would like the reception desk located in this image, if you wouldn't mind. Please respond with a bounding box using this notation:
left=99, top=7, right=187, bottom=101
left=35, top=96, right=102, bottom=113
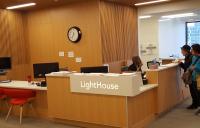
left=46, top=73, right=158, bottom=128
left=0, top=63, right=189, bottom=128
left=45, top=63, right=189, bottom=128
left=146, top=63, right=190, bottom=114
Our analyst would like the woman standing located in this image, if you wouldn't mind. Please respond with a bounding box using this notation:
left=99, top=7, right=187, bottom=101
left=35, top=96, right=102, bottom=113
left=179, top=45, right=193, bottom=109
left=188, top=44, right=200, bottom=109
left=179, top=45, right=192, bottom=72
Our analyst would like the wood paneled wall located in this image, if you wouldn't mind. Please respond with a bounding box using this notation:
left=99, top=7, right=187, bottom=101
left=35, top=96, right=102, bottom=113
left=0, top=10, right=30, bottom=80
left=25, top=0, right=102, bottom=72
left=100, top=1, right=138, bottom=63
left=0, top=0, right=139, bottom=79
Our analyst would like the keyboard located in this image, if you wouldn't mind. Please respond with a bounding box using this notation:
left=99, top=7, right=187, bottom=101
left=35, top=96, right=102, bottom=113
left=0, top=80, right=12, bottom=83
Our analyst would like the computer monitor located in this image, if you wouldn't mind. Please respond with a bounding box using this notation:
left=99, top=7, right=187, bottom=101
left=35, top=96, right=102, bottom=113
left=33, top=62, right=59, bottom=78
left=147, top=61, right=160, bottom=69
left=80, top=66, right=109, bottom=73
left=0, top=57, right=11, bottom=70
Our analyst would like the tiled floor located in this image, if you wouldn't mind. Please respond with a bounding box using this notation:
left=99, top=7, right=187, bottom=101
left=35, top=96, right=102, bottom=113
left=148, top=98, right=200, bottom=128
left=0, top=116, right=78, bottom=128
left=0, top=99, right=199, bottom=128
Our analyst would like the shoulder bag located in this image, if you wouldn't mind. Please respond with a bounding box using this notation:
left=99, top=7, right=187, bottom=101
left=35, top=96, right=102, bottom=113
left=182, top=57, right=200, bottom=85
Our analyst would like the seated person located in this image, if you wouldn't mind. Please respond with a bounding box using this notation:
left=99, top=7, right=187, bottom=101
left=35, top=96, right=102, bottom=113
left=128, top=56, right=148, bottom=84
left=128, top=56, right=143, bottom=72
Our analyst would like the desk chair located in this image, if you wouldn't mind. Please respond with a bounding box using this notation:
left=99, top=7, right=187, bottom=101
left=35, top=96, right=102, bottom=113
left=4, top=89, right=36, bottom=124
left=0, top=88, right=5, bottom=99
left=0, top=88, right=7, bottom=112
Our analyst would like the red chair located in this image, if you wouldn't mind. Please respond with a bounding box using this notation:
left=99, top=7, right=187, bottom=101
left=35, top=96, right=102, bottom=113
left=3, top=89, right=36, bottom=124
left=0, top=88, right=7, bottom=110
left=0, top=88, right=5, bottom=99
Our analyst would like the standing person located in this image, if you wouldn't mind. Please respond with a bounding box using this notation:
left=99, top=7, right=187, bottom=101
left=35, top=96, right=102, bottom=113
left=178, top=45, right=194, bottom=109
left=188, top=44, right=200, bottom=109
left=179, top=45, right=192, bottom=72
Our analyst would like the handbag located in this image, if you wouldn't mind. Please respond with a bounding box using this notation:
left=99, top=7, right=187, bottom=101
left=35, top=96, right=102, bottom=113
left=182, top=57, right=200, bottom=85
left=182, top=69, right=193, bottom=85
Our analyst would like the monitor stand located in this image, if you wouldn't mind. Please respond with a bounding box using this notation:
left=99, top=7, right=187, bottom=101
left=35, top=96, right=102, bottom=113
left=41, top=80, right=47, bottom=87
left=41, top=77, right=47, bottom=87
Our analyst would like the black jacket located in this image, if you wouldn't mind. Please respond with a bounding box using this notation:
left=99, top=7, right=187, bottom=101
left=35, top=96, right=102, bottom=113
left=179, top=53, right=193, bottom=72
left=128, top=64, right=142, bottom=72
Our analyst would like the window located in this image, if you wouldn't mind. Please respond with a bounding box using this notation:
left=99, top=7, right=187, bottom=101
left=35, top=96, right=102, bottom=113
left=186, top=21, right=200, bottom=45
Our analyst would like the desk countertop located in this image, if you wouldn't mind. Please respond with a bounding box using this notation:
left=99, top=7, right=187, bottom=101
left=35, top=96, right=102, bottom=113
left=146, top=63, right=179, bottom=72
left=46, top=72, right=140, bottom=78
left=0, top=81, right=47, bottom=91
left=140, top=84, right=158, bottom=94
left=46, top=63, right=180, bottom=77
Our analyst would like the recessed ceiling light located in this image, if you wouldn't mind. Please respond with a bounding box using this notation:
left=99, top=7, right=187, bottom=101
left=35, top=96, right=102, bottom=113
left=135, top=0, right=170, bottom=6
left=6, top=3, right=36, bottom=10
left=139, top=15, right=152, bottom=19
left=159, top=19, right=171, bottom=22
left=162, top=13, right=196, bottom=19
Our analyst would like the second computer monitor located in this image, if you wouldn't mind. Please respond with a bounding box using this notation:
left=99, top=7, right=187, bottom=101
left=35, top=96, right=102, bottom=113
left=33, top=62, right=59, bottom=78
left=80, top=66, right=109, bottom=73
left=0, top=57, right=11, bottom=70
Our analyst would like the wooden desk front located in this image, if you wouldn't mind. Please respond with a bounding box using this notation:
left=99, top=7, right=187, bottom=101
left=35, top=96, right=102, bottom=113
left=46, top=76, right=157, bottom=128
left=146, top=64, right=190, bottom=114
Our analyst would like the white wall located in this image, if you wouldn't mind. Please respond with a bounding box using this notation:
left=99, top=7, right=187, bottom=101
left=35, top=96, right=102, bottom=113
left=138, top=0, right=200, bottom=67
left=138, top=18, right=159, bottom=70
left=138, top=18, right=186, bottom=67
left=159, top=19, right=186, bottom=58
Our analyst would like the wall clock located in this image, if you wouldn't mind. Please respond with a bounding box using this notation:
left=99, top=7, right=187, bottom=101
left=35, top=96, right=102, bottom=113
left=67, top=26, right=82, bottom=43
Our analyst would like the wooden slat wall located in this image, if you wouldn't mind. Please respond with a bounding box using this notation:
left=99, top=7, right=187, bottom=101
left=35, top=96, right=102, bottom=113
left=0, top=10, right=11, bottom=57
left=100, top=1, right=138, bottom=63
left=25, top=0, right=103, bottom=72
left=0, top=0, right=140, bottom=79
left=0, top=10, right=30, bottom=80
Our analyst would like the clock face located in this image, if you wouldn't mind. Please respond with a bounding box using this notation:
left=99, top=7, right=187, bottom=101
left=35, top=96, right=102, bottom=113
left=67, top=27, right=81, bottom=43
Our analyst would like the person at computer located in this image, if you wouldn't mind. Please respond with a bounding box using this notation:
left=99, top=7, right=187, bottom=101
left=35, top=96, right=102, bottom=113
left=128, top=56, right=143, bottom=72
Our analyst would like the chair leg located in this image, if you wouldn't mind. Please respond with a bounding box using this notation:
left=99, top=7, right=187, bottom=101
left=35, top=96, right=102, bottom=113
left=20, top=105, right=23, bottom=124
left=0, top=100, right=2, bottom=110
left=5, top=100, right=9, bottom=109
left=0, top=100, right=2, bottom=115
left=0, top=98, right=9, bottom=115
left=29, top=102, right=36, bottom=116
left=5, top=105, right=13, bottom=121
